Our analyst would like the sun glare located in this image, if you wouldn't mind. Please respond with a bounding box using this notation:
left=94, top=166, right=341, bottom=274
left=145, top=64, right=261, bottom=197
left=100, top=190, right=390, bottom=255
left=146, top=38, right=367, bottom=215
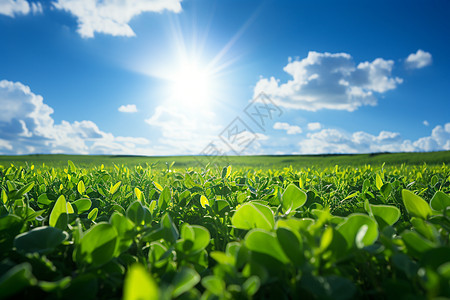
left=169, top=62, right=212, bottom=107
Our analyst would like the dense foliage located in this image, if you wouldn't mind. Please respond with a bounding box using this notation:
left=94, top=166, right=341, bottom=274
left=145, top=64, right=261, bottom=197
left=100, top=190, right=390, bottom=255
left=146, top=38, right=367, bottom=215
left=0, top=160, right=449, bottom=299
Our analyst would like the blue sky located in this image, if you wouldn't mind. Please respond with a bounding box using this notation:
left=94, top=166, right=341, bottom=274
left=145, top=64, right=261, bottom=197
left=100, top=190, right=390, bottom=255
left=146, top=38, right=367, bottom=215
left=0, top=0, right=449, bottom=155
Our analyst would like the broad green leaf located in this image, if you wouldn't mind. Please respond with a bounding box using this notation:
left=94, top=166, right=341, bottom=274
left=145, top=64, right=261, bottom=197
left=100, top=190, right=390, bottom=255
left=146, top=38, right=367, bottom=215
left=202, top=275, right=225, bottom=296
left=134, top=187, right=144, bottom=202
left=49, top=195, right=68, bottom=229
left=148, top=242, right=170, bottom=268
left=126, top=201, right=152, bottom=226
left=375, top=174, right=383, bottom=190
left=172, top=267, right=200, bottom=298
left=281, top=184, right=307, bottom=213
left=123, top=264, right=158, bottom=300
left=38, top=277, right=71, bottom=292
left=66, top=202, right=74, bottom=214
left=74, top=222, right=118, bottom=267
left=200, top=195, right=209, bottom=208
left=180, top=224, right=210, bottom=254
left=430, top=191, right=450, bottom=212
left=77, top=180, right=85, bottom=195
left=14, top=226, right=68, bottom=254
left=158, top=186, right=171, bottom=211
left=68, top=160, right=77, bottom=172
left=109, top=181, right=121, bottom=195
left=231, top=202, right=274, bottom=231
left=401, top=230, right=435, bottom=257
left=370, top=204, right=401, bottom=227
left=276, top=227, right=303, bottom=265
left=73, top=198, right=92, bottom=213
left=2, top=189, right=7, bottom=204
left=88, top=208, right=98, bottom=222
left=410, top=217, right=436, bottom=241
left=242, top=276, right=260, bottom=297
left=153, top=182, right=163, bottom=191
left=402, top=189, right=432, bottom=219
left=245, top=229, right=289, bottom=263
left=110, top=212, right=135, bottom=254
left=337, top=214, right=378, bottom=249
left=0, top=263, right=37, bottom=299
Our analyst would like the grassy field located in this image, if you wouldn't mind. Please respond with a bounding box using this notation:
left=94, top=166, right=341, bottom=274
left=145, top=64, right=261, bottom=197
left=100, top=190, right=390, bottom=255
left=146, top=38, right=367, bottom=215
left=1, top=150, right=449, bottom=169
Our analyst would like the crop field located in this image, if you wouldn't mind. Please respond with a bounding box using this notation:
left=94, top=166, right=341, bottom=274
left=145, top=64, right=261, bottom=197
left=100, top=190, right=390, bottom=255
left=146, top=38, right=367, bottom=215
left=0, top=153, right=450, bottom=299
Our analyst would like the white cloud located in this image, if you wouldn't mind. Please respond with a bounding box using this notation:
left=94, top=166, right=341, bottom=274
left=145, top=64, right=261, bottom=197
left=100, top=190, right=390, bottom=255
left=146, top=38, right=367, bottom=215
left=118, top=104, right=138, bottom=113
left=298, top=124, right=450, bottom=154
left=307, top=122, right=322, bottom=131
left=0, top=0, right=29, bottom=17
left=273, top=122, right=302, bottom=134
left=0, top=79, right=152, bottom=155
left=52, top=0, right=183, bottom=38
left=0, top=0, right=42, bottom=17
left=30, top=1, right=42, bottom=14
left=254, top=51, right=403, bottom=111
left=423, top=120, right=429, bottom=126
left=405, top=50, right=432, bottom=69
left=145, top=105, right=222, bottom=155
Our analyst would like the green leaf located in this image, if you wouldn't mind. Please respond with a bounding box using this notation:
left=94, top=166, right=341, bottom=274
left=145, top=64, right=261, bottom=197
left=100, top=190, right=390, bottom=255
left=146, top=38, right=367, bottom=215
left=231, top=202, right=274, bottom=231
left=14, top=226, right=68, bottom=254
left=402, top=189, right=432, bottom=219
left=242, top=276, right=260, bottom=297
left=110, top=212, right=135, bottom=254
left=200, top=195, right=209, bottom=208
left=74, top=222, right=118, bottom=267
left=126, top=201, right=152, bottom=226
left=180, top=224, right=210, bottom=255
left=0, top=263, right=37, bottom=299
left=375, top=174, right=383, bottom=190
left=276, top=227, right=303, bottom=265
left=68, top=160, right=77, bottom=172
left=158, top=186, right=171, bottom=211
left=281, top=184, right=307, bottom=213
left=134, top=187, right=144, bottom=202
left=123, top=264, right=159, bottom=300
left=73, top=198, right=92, bottom=214
left=49, top=195, right=68, bottom=229
left=172, top=267, right=200, bottom=298
left=202, top=275, right=225, bottom=296
left=1, top=189, right=7, bottom=204
left=337, top=214, right=378, bottom=249
left=370, top=204, right=401, bottom=227
left=77, top=180, right=85, bottom=195
left=88, top=207, right=98, bottom=222
left=245, top=229, right=289, bottom=263
left=430, top=191, right=450, bottom=212
left=109, top=181, right=121, bottom=195
left=401, top=230, right=435, bottom=257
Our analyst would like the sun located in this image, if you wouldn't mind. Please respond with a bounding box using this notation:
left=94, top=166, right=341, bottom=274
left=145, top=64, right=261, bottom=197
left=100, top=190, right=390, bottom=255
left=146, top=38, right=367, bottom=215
left=169, top=62, right=212, bottom=107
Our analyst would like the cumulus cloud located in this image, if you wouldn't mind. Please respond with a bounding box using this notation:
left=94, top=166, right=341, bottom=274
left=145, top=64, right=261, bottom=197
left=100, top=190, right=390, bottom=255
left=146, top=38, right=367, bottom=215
left=0, top=0, right=42, bottom=17
left=0, top=79, right=152, bottom=155
left=423, top=120, right=429, bottom=126
left=307, top=122, right=322, bottom=131
left=405, top=50, right=432, bottom=69
left=254, top=51, right=403, bottom=111
left=118, top=104, right=138, bottom=113
left=273, top=122, right=302, bottom=134
left=52, top=0, right=183, bottom=38
left=298, top=124, right=450, bottom=154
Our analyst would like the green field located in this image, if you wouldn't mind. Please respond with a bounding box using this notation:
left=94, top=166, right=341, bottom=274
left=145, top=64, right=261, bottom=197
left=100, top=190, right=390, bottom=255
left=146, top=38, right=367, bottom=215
left=1, top=150, right=450, bottom=168
left=0, top=153, right=449, bottom=299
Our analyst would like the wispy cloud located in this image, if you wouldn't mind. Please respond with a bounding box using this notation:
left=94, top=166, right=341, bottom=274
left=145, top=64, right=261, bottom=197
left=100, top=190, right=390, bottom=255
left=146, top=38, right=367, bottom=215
left=0, top=79, right=151, bottom=155
left=52, top=0, right=183, bottom=38
left=254, top=51, right=403, bottom=111
left=118, top=104, right=138, bottom=113
left=0, top=0, right=40, bottom=17
left=405, top=50, right=432, bottom=69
